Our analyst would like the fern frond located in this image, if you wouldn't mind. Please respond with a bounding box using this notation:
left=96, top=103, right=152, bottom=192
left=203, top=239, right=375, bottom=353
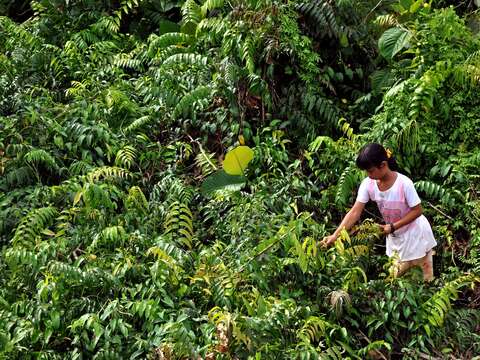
left=342, top=267, right=367, bottom=292
left=201, top=0, right=224, bottom=17
left=374, top=14, right=398, bottom=28
left=303, top=94, right=339, bottom=126
left=370, top=69, right=395, bottom=94
left=173, top=85, right=211, bottom=119
left=113, top=54, right=143, bottom=71
left=357, top=341, right=391, bottom=358
left=420, top=274, right=480, bottom=335
left=149, top=33, right=193, bottom=54
left=125, top=186, right=148, bottom=214
left=5, top=143, right=32, bottom=157
left=101, top=225, right=127, bottom=246
left=335, top=165, right=362, bottom=209
left=181, top=0, right=203, bottom=34
left=65, top=79, right=89, bottom=98
left=94, top=16, right=121, bottom=33
left=4, top=247, right=40, bottom=269
left=150, top=174, right=195, bottom=205
left=394, top=119, right=419, bottom=153
left=124, top=116, right=152, bottom=133
left=75, top=182, right=115, bottom=210
left=195, top=146, right=218, bottom=177
left=308, top=136, right=334, bottom=153
left=337, top=117, right=356, bottom=141
left=116, top=0, right=141, bottom=19
left=147, top=245, right=183, bottom=274
left=4, top=166, right=35, bottom=187
left=408, top=70, right=445, bottom=120
left=241, top=36, right=256, bottom=74
left=452, top=51, right=480, bottom=88
left=297, top=316, right=339, bottom=344
left=197, top=17, right=228, bottom=40
left=149, top=45, right=191, bottom=66
left=69, top=160, right=93, bottom=176
left=319, top=346, right=344, bottom=360
left=24, top=149, right=58, bottom=171
left=115, top=145, right=137, bottom=170
left=49, top=261, right=114, bottom=289
left=12, top=207, right=58, bottom=246
left=161, top=142, right=193, bottom=165
left=162, top=53, right=209, bottom=68
left=415, top=180, right=457, bottom=208
left=87, top=166, right=131, bottom=182
left=164, top=201, right=194, bottom=250
left=150, top=237, right=188, bottom=264
left=296, top=0, right=339, bottom=38
left=220, top=59, right=240, bottom=88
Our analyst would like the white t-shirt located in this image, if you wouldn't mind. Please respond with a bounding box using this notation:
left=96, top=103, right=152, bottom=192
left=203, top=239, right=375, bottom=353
left=356, top=173, right=437, bottom=261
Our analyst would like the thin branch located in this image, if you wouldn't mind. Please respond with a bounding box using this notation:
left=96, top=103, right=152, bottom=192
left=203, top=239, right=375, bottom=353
left=425, top=201, right=453, bottom=221
left=363, top=0, right=384, bottom=23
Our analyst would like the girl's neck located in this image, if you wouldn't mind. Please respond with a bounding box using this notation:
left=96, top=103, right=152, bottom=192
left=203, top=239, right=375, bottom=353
left=379, top=170, right=396, bottom=184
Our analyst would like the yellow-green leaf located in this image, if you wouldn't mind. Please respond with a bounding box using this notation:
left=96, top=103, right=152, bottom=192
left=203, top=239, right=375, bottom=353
left=41, top=229, right=56, bottom=237
left=73, top=190, right=83, bottom=205
left=223, top=146, right=254, bottom=175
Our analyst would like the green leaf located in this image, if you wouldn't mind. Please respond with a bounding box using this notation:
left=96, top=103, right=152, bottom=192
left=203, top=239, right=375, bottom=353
left=163, top=295, right=175, bottom=308
left=378, top=27, right=412, bottom=60
left=410, top=0, right=423, bottom=13
left=201, top=170, right=246, bottom=194
left=340, top=32, right=349, bottom=47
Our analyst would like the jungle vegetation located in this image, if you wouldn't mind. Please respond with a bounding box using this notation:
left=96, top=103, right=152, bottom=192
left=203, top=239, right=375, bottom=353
left=1, top=0, right=480, bottom=358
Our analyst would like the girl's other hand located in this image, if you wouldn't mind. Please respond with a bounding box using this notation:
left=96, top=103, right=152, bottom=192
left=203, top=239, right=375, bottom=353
left=320, top=235, right=337, bottom=248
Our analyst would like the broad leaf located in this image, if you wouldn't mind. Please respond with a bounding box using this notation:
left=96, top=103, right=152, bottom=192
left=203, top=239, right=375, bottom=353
left=378, top=27, right=411, bottom=60
left=201, top=170, right=246, bottom=194
left=223, top=146, right=254, bottom=175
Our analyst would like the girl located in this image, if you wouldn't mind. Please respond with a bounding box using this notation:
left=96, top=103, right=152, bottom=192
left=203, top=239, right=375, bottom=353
left=321, top=143, right=437, bottom=281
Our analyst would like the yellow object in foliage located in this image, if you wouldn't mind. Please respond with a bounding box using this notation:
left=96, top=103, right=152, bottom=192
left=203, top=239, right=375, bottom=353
left=238, top=134, right=245, bottom=145
left=223, top=146, right=254, bottom=175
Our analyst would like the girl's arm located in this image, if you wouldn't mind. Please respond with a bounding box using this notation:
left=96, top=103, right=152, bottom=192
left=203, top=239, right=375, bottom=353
left=380, top=204, right=423, bottom=235
left=322, top=201, right=366, bottom=246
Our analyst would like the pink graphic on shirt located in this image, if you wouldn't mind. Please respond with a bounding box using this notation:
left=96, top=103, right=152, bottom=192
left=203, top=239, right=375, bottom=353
left=368, top=179, right=414, bottom=234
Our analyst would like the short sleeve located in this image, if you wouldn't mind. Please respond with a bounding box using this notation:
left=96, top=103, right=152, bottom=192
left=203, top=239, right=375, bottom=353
left=403, top=177, right=421, bottom=207
left=356, top=178, right=371, bottom=203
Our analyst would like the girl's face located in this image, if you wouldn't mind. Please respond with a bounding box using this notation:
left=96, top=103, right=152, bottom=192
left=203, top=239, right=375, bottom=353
left=366, top=162, right=388, bottom=180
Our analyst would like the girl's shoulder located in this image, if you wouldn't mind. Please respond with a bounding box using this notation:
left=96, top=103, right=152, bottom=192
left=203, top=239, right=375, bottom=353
left=359, top=176, right=375, bottom=189
left=396, top=172, right=415, bottom=187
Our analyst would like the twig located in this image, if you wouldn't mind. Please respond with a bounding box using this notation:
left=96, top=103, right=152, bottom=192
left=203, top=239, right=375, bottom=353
left=363, top=0, right=384, bottom=23
left=425, top=201, right=453, bottom=221
left=356, top=329, right=388, bottom=360
left=364, top=208, right=383, bottom=222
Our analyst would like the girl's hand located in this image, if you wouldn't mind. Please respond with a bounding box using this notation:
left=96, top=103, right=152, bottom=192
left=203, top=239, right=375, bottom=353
left=378, top=223, right=393, bottom=235
left=320, top=235, right=337, bottom=248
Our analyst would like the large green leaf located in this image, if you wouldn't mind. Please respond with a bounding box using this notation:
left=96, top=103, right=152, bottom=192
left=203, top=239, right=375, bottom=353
left=201, top=170, right=246, bottom=194
left=223, top=146, right=254, bottom=175
left=378, top=27, right=411, bottom=60
left=370, top=69, right=394, bottom=94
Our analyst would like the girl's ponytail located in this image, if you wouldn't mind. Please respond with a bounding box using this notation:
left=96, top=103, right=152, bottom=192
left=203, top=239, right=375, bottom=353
left=387, top=154, right=398, bottom=171
left=356, top=143, right=397, bottom=171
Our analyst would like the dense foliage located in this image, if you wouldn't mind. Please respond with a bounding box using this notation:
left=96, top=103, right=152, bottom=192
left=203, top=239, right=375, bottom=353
left=1, top=0, right=479, bottom=358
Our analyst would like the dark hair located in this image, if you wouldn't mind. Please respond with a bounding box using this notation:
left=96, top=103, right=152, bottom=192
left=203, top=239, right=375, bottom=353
left=356, top=143, right=398, bottom=171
